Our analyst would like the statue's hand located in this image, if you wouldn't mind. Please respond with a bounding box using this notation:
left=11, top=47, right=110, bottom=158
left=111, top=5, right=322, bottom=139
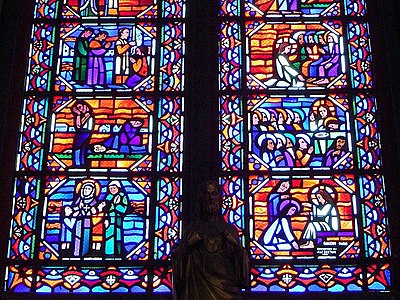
left=224, top=230, right=239, bottom=246
left=187, top=232, right=203, bottom=246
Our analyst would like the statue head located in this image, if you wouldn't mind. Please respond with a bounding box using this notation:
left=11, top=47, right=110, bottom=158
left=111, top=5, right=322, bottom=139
left=199, top=180, right=222, bottom=218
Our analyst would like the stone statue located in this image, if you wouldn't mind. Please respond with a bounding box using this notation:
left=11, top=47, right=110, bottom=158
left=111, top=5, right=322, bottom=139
left=172, top=181, right=249, bottom=300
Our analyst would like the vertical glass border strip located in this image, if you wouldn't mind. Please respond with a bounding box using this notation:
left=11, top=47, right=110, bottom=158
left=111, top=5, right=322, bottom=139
left=354, top=94, right=382, bottom=169
left=7, top=177, right=41, bottom=260
left=160, top=22, right=185, bottom=92
left=220, top=95, right=244, bottom=171
left=25, top=23, right=56, bottom=92
left=219, top=21, right=242, bottom=91
left=16, top=97, right=49, bottom=172
left=162, top=0, right=186, bottom=18
left=347, top=21, right=373, bottom=89
left=360, top=174, right=391, bottom=258
left=154, top=177, right=182, bottom=260
left=157, top=96, right=184, bottom=172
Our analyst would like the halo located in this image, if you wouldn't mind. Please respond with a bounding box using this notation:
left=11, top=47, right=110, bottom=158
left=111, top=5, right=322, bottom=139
left=279, top=199, right=301, bottom=214
left=311, top=99, right=336, bottom=117
left=274, top=133, right=287, bottom=146
left=75, top=179, right=101, bottom=197
left=257, top=133, right=277, bottom=148
left=309, top=184, right=337, bottom=202
left=296, top=133, right=311, bottom=145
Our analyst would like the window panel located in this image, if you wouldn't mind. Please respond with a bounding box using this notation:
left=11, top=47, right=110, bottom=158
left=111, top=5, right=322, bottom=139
left=154, top=177, right=182, bottom=260
left=221, top=176, right=246, bottom=237
left=360, top=175, right=391, bottom=258
left=61, top=0, right=158, bottom=19
left=162, top=0, right=186, bottom=18
left=219, top=21, right=242, bottom=91
left=347, top=22, right=373, bottom=89
left=219, top=0, right=392, bottom=294
left=5, top=266, right=35, bottom=292
left=160, top=23, right=185, bottom=92
left=35, top=0, right=59, bottom=19
left=354, top=94, right=382, bottom=169
left=345, top=0, right=367, bottom=16
left=47, top=96, right=154, bottom=172
left=7, top=0, right=186, bottom=294
left=220, top=0, right=240, bottom=16
left=246, top=21, right=347, bottom=91
left=220, top=95, right=244, bottom=171
left=56, top=23, right=157, bottom=92
left=248, top=175, right=360, bottom=260
left=244, top=0, right=343, bottom=17
left=157, top=97, right=184, bottom=172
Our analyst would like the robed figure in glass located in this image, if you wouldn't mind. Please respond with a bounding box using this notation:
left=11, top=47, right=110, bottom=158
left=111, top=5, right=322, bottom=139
left=105, top=180, right=128, bottom=257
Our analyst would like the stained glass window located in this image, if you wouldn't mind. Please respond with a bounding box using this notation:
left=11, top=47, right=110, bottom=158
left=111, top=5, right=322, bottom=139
left=219, top=0, right=392, bottom=293
left=6, top=0, right=185, bottom=294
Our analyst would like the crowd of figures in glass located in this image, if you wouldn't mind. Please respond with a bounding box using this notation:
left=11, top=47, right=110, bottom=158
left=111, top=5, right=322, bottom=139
left=219, top=0, right=391, bottom=293
left=6, top=0, right=185, bottom=293
left=249, top=96, right=352, bottom=170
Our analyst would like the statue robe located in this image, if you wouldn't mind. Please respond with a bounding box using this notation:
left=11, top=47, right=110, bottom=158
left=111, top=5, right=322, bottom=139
left=173, top=219, right=249, bottom=300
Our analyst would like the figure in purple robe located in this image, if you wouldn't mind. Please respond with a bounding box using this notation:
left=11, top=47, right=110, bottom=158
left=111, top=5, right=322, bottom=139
left=313, top=33, right=341, bottom=85
left=324, top=136, right=347, bottom=167
left=268, top=180, right=291, bottom=223
left=87, top=31, right=112, bottom=85
left=103, top=118, right=146, bottom=154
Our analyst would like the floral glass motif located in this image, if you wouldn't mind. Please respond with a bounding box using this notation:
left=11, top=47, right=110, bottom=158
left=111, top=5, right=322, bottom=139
left=6, top=0, right=185, bottom=294
left=219, top=0, right=392, bottom=293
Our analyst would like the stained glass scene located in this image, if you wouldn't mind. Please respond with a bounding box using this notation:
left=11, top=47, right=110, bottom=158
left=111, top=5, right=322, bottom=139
left=62, top=0, right=157, bottom=18
left=56, top=23, right=156, bottom=92
left=246, top=0, right=342, bottom=17
left=249, top=175, right=359, bottom=260
left=249, top=95, right=352, bottom=170
left=247, top=21, right=346, bottom=90
left=48, top=97, right=153, bottom=171
left=40, top=176, right=149, bottom=260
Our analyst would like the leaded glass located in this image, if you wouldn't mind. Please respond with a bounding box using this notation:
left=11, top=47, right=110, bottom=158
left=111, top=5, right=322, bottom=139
left=219, top=0, right=392, bottom=293
left=6, top=0, right=186, bottom=294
